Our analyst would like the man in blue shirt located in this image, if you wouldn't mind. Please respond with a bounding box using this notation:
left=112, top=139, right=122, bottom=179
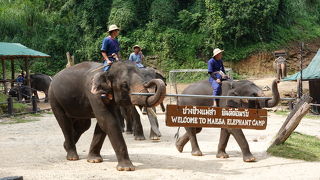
left=129, top=45, right=145, bottom=68
left=101, top=24, right=120, bottom=71
left=208, top=48, right=227, bottom=107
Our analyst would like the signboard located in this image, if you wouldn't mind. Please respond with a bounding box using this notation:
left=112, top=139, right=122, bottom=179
left=166, top=105, right=267, bottom=130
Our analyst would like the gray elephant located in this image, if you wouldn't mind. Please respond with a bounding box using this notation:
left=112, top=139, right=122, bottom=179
left=9, top=73, right=52, bottom=102
left=49, top=61, right=166, bottom=171
left=120, top=66, right=166, bottom=140
left=273, top=56, right=287, bottom=80
left=175, top=79, right=279, bottom=162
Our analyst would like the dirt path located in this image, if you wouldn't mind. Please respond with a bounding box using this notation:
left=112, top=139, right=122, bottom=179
left=0, top=111, right=319, bottom=180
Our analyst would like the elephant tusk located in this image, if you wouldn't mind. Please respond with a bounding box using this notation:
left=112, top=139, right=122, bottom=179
left=147, top=107, right=157, bottom=117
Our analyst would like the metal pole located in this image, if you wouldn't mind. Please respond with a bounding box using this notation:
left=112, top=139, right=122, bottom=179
left=130, top=92, right=296, bottom=101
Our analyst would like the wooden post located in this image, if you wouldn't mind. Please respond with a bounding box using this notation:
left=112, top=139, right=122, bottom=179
left=32, top=95, right=37, bottom=113
left=11, top=59, right=15, bottom=88
left=24, top=59, right=31, bottom=97
left=270, top=94, right=312, bottom=147
left=2, top=59, right=7, bottom=94
left=7, top=96, right=13, bottom=116
left=66, top=52, right=75, bottom=68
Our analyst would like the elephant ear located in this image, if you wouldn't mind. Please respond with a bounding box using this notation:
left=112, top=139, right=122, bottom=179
left=90, top=71, right=112, bottom=95
left=226, top=90, right=240, bottom=107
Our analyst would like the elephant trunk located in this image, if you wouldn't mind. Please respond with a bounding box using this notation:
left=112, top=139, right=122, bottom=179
left=265, top=79, right=280, bottom=108
left=144, top=79, right=166, bottom=107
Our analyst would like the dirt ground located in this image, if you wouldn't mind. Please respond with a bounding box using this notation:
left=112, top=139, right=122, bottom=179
left=0, top=78, right=319, bottom=180
left=0, top=109, right=320, bottom=179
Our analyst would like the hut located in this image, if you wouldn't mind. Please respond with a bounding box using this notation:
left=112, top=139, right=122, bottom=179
left=0, top=42, right=50, bottom=94
left=283, top=49, right=320, bottom=114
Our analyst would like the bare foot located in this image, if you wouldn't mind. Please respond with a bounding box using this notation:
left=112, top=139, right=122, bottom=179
left=87, top=154, right=103, bottom=163
left=216, top=151, right=229, bottom=159
left=116, top=160, right=135, bottom=171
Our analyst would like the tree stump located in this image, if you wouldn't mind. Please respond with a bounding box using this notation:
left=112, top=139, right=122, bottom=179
left=270, top=94, right=312, bottom=147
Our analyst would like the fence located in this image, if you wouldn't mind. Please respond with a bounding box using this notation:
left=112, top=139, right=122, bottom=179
left=0, top=85, right=51, bottom=118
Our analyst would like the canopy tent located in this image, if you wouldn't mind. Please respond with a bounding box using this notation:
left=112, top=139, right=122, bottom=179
left=0, top=42, right=50, bottom=59
left=283, top=49, right=320, bottom=81
left=283, top=48, right=320, bottom=114
left=0, top=42, right=50, bottom=94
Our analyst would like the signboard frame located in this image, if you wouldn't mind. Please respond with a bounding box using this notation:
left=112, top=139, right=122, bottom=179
left=165, top=105, right=268, bottom=130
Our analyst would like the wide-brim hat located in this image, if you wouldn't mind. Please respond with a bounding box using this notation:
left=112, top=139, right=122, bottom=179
left=108, top=24, right=120, bottom=32
left=133, top=45, right=141, bottom=50
left=213, top=48, right=224, bottom=57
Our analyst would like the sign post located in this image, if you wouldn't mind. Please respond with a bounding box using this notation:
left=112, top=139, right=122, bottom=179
left=166, top=105, right=268, bottom=130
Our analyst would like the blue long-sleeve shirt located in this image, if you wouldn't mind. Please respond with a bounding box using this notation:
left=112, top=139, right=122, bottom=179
left=208, top=57, right=225, bottom=81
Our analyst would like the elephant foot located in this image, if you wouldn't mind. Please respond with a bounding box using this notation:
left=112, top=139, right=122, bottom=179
left=87, top=153, right=103, bottom=163
left=216, top=151, right=229, bottom=159
left=125, top=130, right=133, bottom=134
left=66, top=151, right=79, bottom=161
left=243, top=153, right=256, bottom=162
left=175, top=140, right=185, bottom=153
left=150, top=135, right=160, bottom=141
left=191, top=150, right=203, bottom=156
left=134, top=135, right=146, bottom=141
left=116, top=160, right=135, bottom=171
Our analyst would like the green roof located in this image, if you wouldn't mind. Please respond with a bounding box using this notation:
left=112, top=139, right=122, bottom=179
left=0, top=42, right=50, bottom=59
left=283, top=49, right=320, bottom=81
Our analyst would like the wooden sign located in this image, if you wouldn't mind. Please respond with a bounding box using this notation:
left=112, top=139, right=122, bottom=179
left=166, top=105, right=267, bottom=130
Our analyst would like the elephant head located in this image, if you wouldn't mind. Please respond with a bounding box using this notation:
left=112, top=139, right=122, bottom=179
left=91, top=61, right=166, bottom=107
left=225, top=79, right=280, bottom=108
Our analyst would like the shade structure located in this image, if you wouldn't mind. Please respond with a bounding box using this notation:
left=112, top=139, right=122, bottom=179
left=283, top=49, right=320, bottom=81
left=0, top=42, right=50, bottom=59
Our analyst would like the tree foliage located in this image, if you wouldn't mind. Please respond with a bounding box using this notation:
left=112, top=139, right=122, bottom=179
left=1, top=0, right=320, bottom=75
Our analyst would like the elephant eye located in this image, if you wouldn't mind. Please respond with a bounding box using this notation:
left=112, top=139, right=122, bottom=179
left=121, top=83, right=130, bottom=91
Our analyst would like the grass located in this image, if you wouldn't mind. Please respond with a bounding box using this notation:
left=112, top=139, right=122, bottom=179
left=0, top=92, right=29, bottom=115
left=0, top=117, right=39, bottom=124
left=274, top=109, right=319, bottom=119
left=267, top=132, right=320, bottom=161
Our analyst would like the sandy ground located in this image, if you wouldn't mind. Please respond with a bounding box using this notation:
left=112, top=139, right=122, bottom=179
left=0, top=109, right=319, bottom=180
left=0, top=78, right=319, bottom=179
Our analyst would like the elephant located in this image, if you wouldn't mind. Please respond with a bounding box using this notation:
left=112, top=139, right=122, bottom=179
left=120, top=66, right=166, bottom=140
left=9, top=73, right=52, bottom=102
left=49, top=61, right=166, bottom=171
left=175, top=79, right=280, bottom=162
left=273, top=56, right=287, bottom=80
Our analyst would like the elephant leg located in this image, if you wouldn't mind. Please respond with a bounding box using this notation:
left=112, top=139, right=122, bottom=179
left=113, top=106, right=124, bottom=132
left=131, top=106, right=145, bottom=140
left=281, top=63, right=286, bottom=78
left=87, top=122, right=106, bottom=163
left=33, top=90, right=40, bottom=102
left=44, top=90, right=49, bottom=103
left=73, top=118, right=91, bottom=144
left=188, top=127, right=203, bottom=156
left=176, top=127, right=202, bottom=155
left=229, top=129, right=256, bottom=162
left=216, top=128, right=230, bottom=159
left=51, top=102, right=79, bottom=160
left=175, top=132, right=189, bottom=152
left=120, top=107, right=132, bottom=134
left=148, top=107, right=161, bottom=140
left=276, top=64, right=281, bottom=80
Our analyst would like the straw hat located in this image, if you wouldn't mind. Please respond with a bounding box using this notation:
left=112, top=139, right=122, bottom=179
left=133, top=45, right=141, bottom=50
left=108, top=24, right=120, bottom=32
left=213, top=48, right=224, bottom=57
